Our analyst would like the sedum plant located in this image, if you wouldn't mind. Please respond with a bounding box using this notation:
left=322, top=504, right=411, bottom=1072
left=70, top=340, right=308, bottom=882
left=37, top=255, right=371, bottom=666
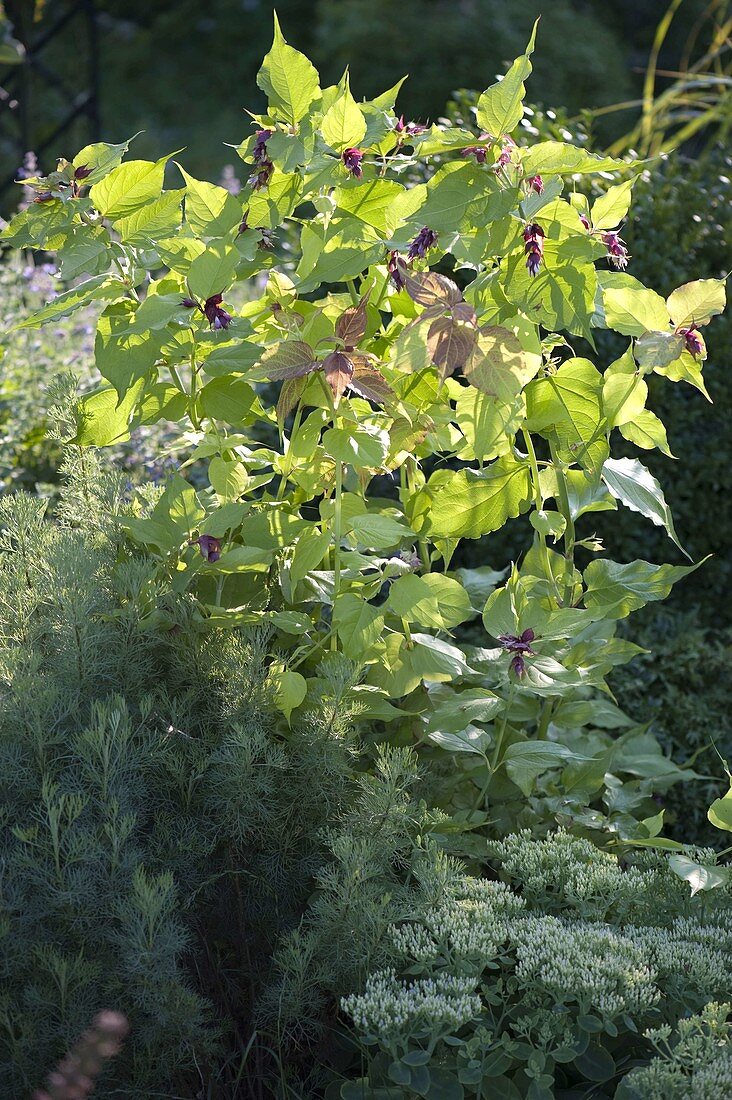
left=1, top=18, right=727, bottom=845
left=342, top=830, right=732, bottom=1099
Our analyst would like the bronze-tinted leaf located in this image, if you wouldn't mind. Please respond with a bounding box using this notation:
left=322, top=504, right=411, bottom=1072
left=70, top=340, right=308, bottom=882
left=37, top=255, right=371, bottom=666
left=349, top=362, right=395, bottom=404
left=323, top=350, right=354, bottom=402
left=336, top=294, right=370, bottom=348
left=404, top=270, right=462, bottom=308
left=261, top=340, right=317, bottom=380
left=276, top=374, right=308, bottom=425
left=427, top=315, right=477, bottom=379
left=451, top=301, right=477, bottom=326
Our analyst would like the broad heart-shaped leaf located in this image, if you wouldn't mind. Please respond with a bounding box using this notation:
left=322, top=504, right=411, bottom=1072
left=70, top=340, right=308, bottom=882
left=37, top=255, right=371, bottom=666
left=114, top=189, right=185, bottom=246
left=369, top=632, right=474, bottom=697
left=601, top=457, right=688, bottom=556
left=519, top=142, right=626, bottom=177
left=349, top=361, right=395, bottom=405
left=89, top=154, right=175, bottom=219
left=208, top=456, right=248, bottom=501
left=72, top=137, right=135, bottom=184
left=333, top=593, right=384, bottom=655
left=346, top=512, right=414, bottom=548
left=668, top=854, right=729, bottom=897
left=428, top=725, right=492, bottom=756
left=601, top=274, right=670, bottom=336
left=334, top=179, right=403, bottom=232
left=187, top=241, right=239, bottom=300
left=426, top=685, right=504, bottom=734
left=620, top=409, right=674, bottom=458
left=12, top=275, right=127, bottom=330
left=336, top=297, right=369, bottom=346
left=260, top=340, right=317, bottom=381
left=323, top=351, right=355, bottom=402
left=590, top=178, right=635, bottom=230
left=178, top=166, right=242, bottom=237
left=666, top=278, right=726, bottom=328
left=475, top=21, right=537, bottom=136
left=525, top=358, right=605, bottom=475
left=708, top=784, right=732, bottom=832
left=256, top=12, right=320, bottom=125
left=426, top=457, right=532, bottom=539
left=634, top=330, right=685, bottom=371
left=268, top=666, right=307, bottom=725
left=583, top=557, right=704, bottom=620
left=404, top=270, right=462, bottom=308
left=387, top=573, right=473, bottom=631
left=504, top=741, right=589, bottom=796
left=427, top=314, right=477, bottom=378
left=601, top=372, right=647, bottom=428
left=321, top=73, right=367, bottom=151
left=72, top=379, right=146, bottom=446
left=95, top=302, right=168, bottom=397
left=464, top=326, right=538, bottom=400
left=322, top=425, right=389, bottom=469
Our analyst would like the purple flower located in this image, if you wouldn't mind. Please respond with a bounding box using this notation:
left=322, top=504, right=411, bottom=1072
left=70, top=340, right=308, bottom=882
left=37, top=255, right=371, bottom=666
left=528, top=174, right=543, bottom=194
left=579, top=214, right=591, bottom=231
left=342, top=147, right=363, bottom=178
left=677, top=325, right=705, bottom=359
left=249, top=160, right=274, bottom=190
left=498, top=628, right=536, bottom=677
left=73, top=164, right=92, bottom=181
left=203, top=293, right=233, bottom=330
left=252, top=129, right=273, bottom=164
left=496, top=137, right=515, bottom=169
left=601, top=230, right=629, bottom=269
left=257, top=227, right=275, bottom=250
left=194, top=534, right=222, bottom=562
left=394, top=115, right=428, bottom=138
left=462, top=145, right=488, bottom=164
left=387, top=250, right=407, bottom=290
left=181, top=297, right=199, bottom=309
left=407, top=226, right=438, bottom=261
left=523, top=223, right=545, bottom=277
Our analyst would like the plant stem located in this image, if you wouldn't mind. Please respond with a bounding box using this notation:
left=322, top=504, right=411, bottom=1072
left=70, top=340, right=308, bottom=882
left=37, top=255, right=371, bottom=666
left=330, top=457, right=343, bottom=651
left=189, top=336, right=201, bottom=430
left=276, top=400, right=304, bottom=501
left=522, top=428, right=560, bottom=603
left=549, top=440, right=576, bottom=607
left=345, top=278, right=360, bottom=306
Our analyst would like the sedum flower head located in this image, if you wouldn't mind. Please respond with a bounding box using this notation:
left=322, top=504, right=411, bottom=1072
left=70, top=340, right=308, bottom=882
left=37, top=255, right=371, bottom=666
left=342, top=969, right=481, bottom=1043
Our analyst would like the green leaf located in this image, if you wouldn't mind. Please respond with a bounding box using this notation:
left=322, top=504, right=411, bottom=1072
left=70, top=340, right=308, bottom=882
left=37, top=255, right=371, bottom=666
left=504, top=741, right=587, bottom=796
left=619, top=410, right=674, bottom=458
left=668, top=855, right=729, bottom=897
left=634, top=330, right=685, bottom=371
left=290, top=527, right=330, bottom=587
left=346, top=513, right=414, bottom=548
left=583, top=558, right=704, bottom=619
left=256, top=12, right=320, bottom=125
left=334, top=179, right=403, bottom=231
left=475, top=22, right=537, bottom=136
left=708, top=784, right=732, bottom=832
left=520, top=143, right=626, bottom=177
left=525, top=358, right=605, bottom=474
left=388, top=574, right=473, bottom=630
left=426, top=459, right=532, bottom=540
left=321, top=72, right=367, bottom=152
left=115, top=189, right=185, bottom=245
left=12, top=275, right=127, bottom=330
left=179, top=166, right=243, bottom=237
left=208, top=456, right=249, bottom=501
left=666, top=278, right=726, bottom=328
left=269, top=666, right=307, bottom=724
left=187, top=241, right=239, bottom=299
left=198, top=377, right=262, bottom=425
left=601, top=457, right=687, bottom=556
left=590, top=178, right=636, bottom=230
left=333, top=594, right=384, bottom=655
left=322, top=426, right=389, bottom=469
left=72, top=137, right=136, bottom=183
left=427, top=687, right=504, bottom=734
left=602, top=278, right=670, bottom=336
left=72, top=380, right=146, bottom=446
left=208, top=545, right=273, bottom=572
left=90, top=154, right=175, bottom=219
left=601, top=373, right=647, bottom=428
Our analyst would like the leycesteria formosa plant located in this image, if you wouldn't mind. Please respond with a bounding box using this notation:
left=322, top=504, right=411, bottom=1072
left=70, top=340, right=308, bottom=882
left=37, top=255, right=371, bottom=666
left=3, top=16, right=726, bottom=851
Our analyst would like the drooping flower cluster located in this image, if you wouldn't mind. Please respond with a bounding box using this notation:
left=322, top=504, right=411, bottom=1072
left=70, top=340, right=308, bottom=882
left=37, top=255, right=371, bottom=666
left=342, top=147, right=363, bottom=178
left=602, top=229, right=630, bottom=269
left=193, top=534, right=222, bottom=563
left=527, top=174, right=543, bottom=194
left=407, top=226, right=438, bottom=261
left=498, top=627, right=536, bottom=676
left=249, top=128, right=274, bottom=190
left=523, top=224, right=544, bottom=277
left=182, top=292, right=233, bottom=330
left=678, top=324, right=706, bottom=359
left=387, top=250, right=407, bottom=290
left=394, top=116, right=428, bottom=140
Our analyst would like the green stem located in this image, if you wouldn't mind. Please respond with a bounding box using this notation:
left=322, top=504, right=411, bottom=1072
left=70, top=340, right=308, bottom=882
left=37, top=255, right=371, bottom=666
left=345, top=278, right=360, bottom=306
left=169, top=363, right=185, bottom=392
left=522, top=428, right=559, bottom=602
left=189, top=336, right=202, bottom=430
left=536, top=700, right=554, bottom=741
left=549, top=440, right=576, bottom=607
left=276, top=399, right=304, bottom=501
left=406, top=456, right=430, bottom=571
left=330, top=458, right=343, bottom=651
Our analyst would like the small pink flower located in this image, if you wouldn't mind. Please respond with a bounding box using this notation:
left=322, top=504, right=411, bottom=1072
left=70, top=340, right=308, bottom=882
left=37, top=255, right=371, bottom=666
left=387, top=250, right=407, bottom=290
left=579, top=214, right=591, bottom=231
left=677, top=325, right=706, bottom=359
left=528, top=174, right=543, bottom=194
left=462, top=145, right=488, bottom=164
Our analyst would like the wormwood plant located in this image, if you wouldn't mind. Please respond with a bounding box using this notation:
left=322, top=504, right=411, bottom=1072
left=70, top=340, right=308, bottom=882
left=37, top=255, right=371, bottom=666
left=2, top=19, right=727, bottom=850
